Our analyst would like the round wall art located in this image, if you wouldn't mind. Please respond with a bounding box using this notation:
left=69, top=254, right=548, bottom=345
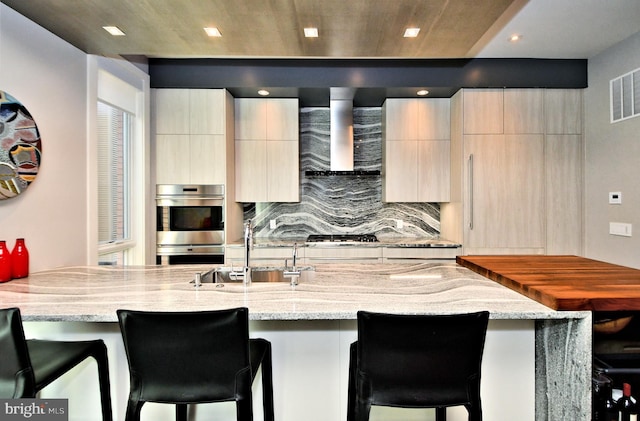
left=0, top=91, right=42, bottom=200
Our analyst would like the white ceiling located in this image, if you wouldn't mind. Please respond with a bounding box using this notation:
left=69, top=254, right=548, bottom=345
left=475, top=0, right=640, bottom=59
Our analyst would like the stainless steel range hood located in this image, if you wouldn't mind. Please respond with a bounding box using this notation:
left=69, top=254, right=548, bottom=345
left=305, top=88, right=380, bottom=177
left=330, top=87, right=355, bottom=171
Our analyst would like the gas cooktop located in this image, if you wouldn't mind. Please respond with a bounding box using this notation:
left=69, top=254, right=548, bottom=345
left=306, top=234, right=379, bottom=243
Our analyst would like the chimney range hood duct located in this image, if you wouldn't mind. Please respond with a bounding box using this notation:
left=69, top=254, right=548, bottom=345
left=305, top=88, right=380, bottom=177
left=330, top=87, right=355, bottom=171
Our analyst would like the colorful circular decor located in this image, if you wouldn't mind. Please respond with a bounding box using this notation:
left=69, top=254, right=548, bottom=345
left=0, top=91, right=42, bottom=200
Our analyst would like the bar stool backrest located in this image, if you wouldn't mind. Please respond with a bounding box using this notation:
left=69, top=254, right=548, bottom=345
left=0, top=308, right=35, bottom=398
left=349, top=310, right=490, bottom=421
left=117, top=307, right=252, bottom=404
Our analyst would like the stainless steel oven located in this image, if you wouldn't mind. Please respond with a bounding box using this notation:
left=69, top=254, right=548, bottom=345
left=156, top=184, right=225, bottom=265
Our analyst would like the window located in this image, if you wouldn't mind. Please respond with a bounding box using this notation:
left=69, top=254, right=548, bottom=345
left=97, top=102, right=134, bottom=264
left=611, top=67, right=640, bottom=123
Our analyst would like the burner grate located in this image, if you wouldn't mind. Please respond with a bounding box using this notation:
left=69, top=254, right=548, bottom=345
left=306, top=234, right=378, bottom=243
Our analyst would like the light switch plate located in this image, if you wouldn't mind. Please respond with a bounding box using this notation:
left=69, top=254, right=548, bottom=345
left=610, top=222, right=632, bottom=237
left=396, top=219, right=404, bottom=229
left=270, top=219, right=277, bottom=229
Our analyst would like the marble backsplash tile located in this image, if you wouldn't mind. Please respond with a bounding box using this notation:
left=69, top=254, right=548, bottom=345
left=244, top=107, right=440, bottom=239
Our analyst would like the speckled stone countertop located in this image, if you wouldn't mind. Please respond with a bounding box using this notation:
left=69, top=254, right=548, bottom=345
left=227, top=237, right=462, bottom=248
left=0, top=263, right=586, bottom=322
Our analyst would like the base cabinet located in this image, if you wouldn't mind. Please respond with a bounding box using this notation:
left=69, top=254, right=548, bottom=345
left=381, top=247, right=459, bottom=263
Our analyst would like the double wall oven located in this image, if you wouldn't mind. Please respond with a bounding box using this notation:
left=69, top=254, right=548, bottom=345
left=156, top=184, right=225, bottom=265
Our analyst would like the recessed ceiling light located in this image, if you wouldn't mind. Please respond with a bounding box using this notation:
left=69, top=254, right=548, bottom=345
left=417, top=90, right=429, bottom=96
left=509, top=34, right=522, bottom=42
left=404, top=28, right=420, bottom=38
left=304, top=27, right=319, bottom=38
left=258, top=89, right=270, bottom=96
left=204, top=27, right=222, bottom=37
left=103, top=26, right=125, bottom=36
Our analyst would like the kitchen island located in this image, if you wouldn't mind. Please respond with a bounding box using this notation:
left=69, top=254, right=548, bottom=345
left=0, top=263, right=590, bottom=421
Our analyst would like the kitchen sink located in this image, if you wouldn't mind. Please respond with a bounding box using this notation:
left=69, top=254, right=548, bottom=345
left=198, top=267, right=314, bottom=284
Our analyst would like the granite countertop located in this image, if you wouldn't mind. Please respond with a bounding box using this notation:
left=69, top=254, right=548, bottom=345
left=0, top=263, right=584, bottom=322
left=227, top=237, right=462, bottom=248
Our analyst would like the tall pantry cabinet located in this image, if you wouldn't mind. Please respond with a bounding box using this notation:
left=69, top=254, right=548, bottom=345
left=440, top=89, right=583, bottom=255
left=152, top=88, right=244, bottom=242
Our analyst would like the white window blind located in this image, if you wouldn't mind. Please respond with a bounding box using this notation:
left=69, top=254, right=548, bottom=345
left=97, top=102, right=131, bottom=253
left=611, top=67, right=640, bottom=123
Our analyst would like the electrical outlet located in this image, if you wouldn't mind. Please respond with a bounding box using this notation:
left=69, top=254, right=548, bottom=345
left=269, top=219, right=277, bottom=229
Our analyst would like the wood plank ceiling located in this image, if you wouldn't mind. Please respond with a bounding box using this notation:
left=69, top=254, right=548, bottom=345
left=1, top=0, right=519, bottom=58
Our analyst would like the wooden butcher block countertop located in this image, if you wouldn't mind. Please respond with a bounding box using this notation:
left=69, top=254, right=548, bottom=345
left=457, top=255, right=640, bottom=311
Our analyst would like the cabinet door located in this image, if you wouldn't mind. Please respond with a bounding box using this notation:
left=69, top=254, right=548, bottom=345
left=190, top=135, right=226, bottom=184
left=383, top=99, right=418, bottom=140
left=235, top=140, right=267, bottom=202
left=235, top=99, right=267, bottom=140
left=305, top=247, right=382, bottom=264
left=267, top=140, right=299, bottom=202
left=190, top=89, right=225, bottom=135
left=417, top=140, right=450, bottom=202
left=463, top=90, right=503, bottom=134
left=417, top=98, right=450, bottom=139
left=546, top=135, right=582, bottom=254
left=545, top=89, right=582, bottom=134
left=504, top=89, right=544, bottom=134
left=156, top=135, right=191, bottom=184
left=383, top=140, right=418, bottom=202
left=465, top=134, right=544, bottom=250
left=267, top=99, right=299, bottom=140
left=154, top=89, right=190, bottom=134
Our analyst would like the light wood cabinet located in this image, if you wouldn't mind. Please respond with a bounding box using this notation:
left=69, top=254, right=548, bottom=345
left=382, top=98, right=450, bottom=202
left=381, top=247, right=458, bottom=263
left=545, top=89, right=582, bottom=134
left=463, top=89, right=503, bottom=134
left=226, top=246, right=300, bottom=266
left=465, top=134, right=545, bottom=251
left=305, top=246, right=382, bottom=264
left=504, top=89, right=544, bottom=134
left=154, top=89, right=227, bottom=184
left=441, top=88, right=583, bottom=255
left=153, top=88, right=245, bottom=247
left=544, top=90, right=583, bottom=254
left=234, top=98, right=299, bottom=202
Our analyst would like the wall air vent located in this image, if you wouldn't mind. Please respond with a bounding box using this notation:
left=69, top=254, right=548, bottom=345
left=610, top=67, right=640, bottom=123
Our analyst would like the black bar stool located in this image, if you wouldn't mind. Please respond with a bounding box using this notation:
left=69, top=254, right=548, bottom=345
left=0, top=307, right=113, bottom=421
left=117, top=307, right=274, bottom=421
left=347, top=310, right=490, bottom=421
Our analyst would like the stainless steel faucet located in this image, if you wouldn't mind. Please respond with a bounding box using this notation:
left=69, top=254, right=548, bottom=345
left=243, top=220, right=253, bottom=284
left=292, top=242, right=298, bottom=271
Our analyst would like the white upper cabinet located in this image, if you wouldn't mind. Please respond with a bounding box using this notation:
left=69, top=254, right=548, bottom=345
left=234, top=98, right=299, bottom=202
left=382, top=98, right=450, bottom=202
left=153, top=89, right=228, bottom=185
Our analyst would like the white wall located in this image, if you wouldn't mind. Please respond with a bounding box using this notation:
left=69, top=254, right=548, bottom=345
left=584, top=31, right=640, bottom=269
left=0, top=4, right=88, bottom=270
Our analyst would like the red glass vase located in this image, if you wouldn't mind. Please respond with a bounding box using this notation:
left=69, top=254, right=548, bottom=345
left=0, top=241, right=12, bottom=282
left=11, top=238, right=29, bottom=279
